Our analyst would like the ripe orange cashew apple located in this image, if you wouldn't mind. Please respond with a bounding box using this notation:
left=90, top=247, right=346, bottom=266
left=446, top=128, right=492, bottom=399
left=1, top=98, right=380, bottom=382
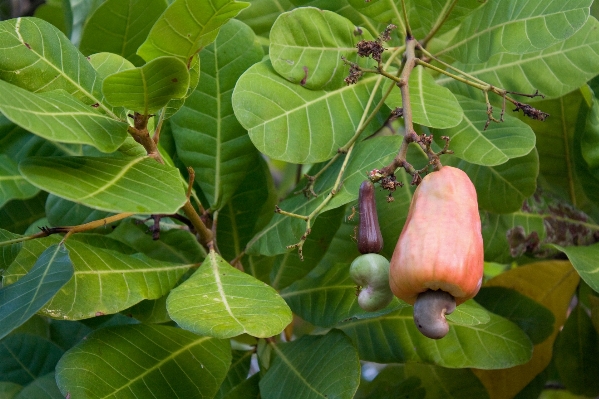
left=389, top=165, right=484, bottom=339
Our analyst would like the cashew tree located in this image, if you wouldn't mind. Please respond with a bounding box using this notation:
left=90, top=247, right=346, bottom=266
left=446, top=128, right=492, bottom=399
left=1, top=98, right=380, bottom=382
left=1, top=0, right=599, bottom=398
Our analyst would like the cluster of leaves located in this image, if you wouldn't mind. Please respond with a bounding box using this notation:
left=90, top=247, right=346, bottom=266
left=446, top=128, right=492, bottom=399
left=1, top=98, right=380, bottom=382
left=1, top=0, right=599, bottom=398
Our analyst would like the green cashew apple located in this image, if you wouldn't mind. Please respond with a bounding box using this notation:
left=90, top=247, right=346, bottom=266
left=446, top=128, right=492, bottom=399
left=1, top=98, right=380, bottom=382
left=350, top=253, right=393, bottom=312
left=389, top=165, right=483, bottom=339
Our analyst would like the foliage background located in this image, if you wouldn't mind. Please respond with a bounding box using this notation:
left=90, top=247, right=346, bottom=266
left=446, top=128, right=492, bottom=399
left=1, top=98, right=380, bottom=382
left=0, top=0, right=599, bottom=398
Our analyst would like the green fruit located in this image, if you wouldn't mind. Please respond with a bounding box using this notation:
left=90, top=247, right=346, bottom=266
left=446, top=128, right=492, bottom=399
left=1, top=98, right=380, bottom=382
left=350, top=253, right=393, bottom=312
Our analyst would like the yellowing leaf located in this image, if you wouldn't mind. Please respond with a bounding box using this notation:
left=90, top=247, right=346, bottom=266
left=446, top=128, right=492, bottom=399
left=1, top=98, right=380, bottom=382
left=472, top=260, right=579, bottom=399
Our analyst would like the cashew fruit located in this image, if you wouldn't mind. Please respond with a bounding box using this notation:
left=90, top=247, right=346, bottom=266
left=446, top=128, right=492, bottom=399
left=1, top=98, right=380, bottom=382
left=350, top=253, right=393, bottom=312
left=389, top=166, right=483, bottom=338
left=358, top=180, right=383, bottom=254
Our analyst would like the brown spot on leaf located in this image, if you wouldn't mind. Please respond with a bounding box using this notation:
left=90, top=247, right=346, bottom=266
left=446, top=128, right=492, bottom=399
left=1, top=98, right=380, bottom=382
left=172, top=78, right=178, bottom=83
left=95, top=311, right=105, bottom=316
left=91, top=103, right=100, bottom=108
left=300, top=66, right=308, bottom=86
left=24, top=42, right=31, bottom=49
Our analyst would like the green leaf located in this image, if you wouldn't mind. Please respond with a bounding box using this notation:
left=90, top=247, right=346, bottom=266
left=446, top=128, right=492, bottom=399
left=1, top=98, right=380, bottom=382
left=216, top=154, right=277, bottom=262
left=80, top=0, right=168, bottom=66
left=260, top=330, right=360, bottom=399
left=55, top=324, right=232, bottom=399
left=0, top=228, right=24, bottom=270
left=103, top=56, right=191, bottom=114
left=385, top=66, right=464, bottom=129
left=431, top=96, right=536, bottom=166
left=0, top=117, right=74, bottom=161
left=552, top=242, right=599, bottom=293
left=167, top=250, right=292, bottom=339
left=14, top=372, right=63, bottom=399
left=270, top=206, right=345, bottom=290
left=0, top=155, right=38, bottom=208
left=245, top=136, right=404, bottom=256
left=0, top=17, right=120, bottom=119
left=19, top=156, right=187, bottom=214
left=236, top=0, right=293, bottom=37
left=171, top=19, right=264, bottom=209
left=282, top=261, right=406, bottom=328
left=347, top=0, right=483, bottom=40
left=356, top=374, right=425, bottom=399
left=270, top=8, right=374, bottom=90
left=440, top=17, right=599, bottom=101
left=137, top=0, right=250, bottom=62
left=475, top=286, right=555, bottom=344
left=3, top=235, right=191, bottom=319
left=0, top=333, right=64, bottom=385
left=445, top=302, right=491, bottom=327
left=232, top=60, right=383, bottom=163
left=88, top=52, right=136, bottom=79
left=45, top=195, right=111, bottom=227
left=440, top=0, right=593, bottom=63
left=0, top=82, right=129, bottom=153
left=0, top=382, right=22, bottom=399
left=0, top=244, right=73, bottom=340
left=522, top=89, right=595, bottom=210
left=443, top=150, right=539, bottom=214
left=33, top=1, right=68, bottom=35
left=0, top=192, right=48, bottom=234
left=222, top=374, right=260, bottom=399
left=338, top=303, right=533, bottom=369
left=553, top=305, right=599, bottom=396
left=63, top=0, right=99, bottom=46
left=357, top=364, right=489, bottom=399
left=108, top=221, right=204, bottom=264
left=216, top=350, right=253, bottom=399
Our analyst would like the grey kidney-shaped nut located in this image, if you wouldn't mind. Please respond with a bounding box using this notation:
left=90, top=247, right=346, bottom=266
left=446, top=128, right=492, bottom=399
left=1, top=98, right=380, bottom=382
left=350, top=253, right=393, bottom=312
left=413, top=289, right=456, bottom=339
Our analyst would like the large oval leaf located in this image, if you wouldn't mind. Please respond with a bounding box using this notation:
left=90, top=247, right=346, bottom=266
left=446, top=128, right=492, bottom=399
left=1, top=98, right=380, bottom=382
left=137, top=0, right=249, bottom=62
left=0, top=81, right=128, bottom=153
left=475, top=286, right=555, bottom=344
left=0, top=17, right=119, bottom=118
left=232, top=60, right=381, bottom=163
left=440, top=17, right=599, bottom=101
left=171, top=19, right=263, bottom=210
left=13, top=372, right=62, bottom=399
left=440, top=0, right=592, bottom=63
left=103, top=56, right=191, bottom=114
left=0, top=333, right=63, bottom=385
left=432, top=96, right=536, bottom=166
left=443, top=150, right=539, bottom=214
left=552, top=242, right=599, bottom=293
left=167, top=251, right=292, bottom=338
left=385, top=66, right=464, bottom=129
left=347, top=0, right=483, bottom=40
left=260, top=330, right=360, bottom=399
left=19, top=156, right=187, bottom=214
left=0, top=244, right=73, bottom=340
left=79, top=0, right=168, bottom=66
left=472, top=261, right=579, bottom=399
left=55, top=324, right=231, bottom=399
left=0, top=155, right=38, bottom=208
left=553, top=304, right=599, bottom=396
left=338, top=303, right=533, bottom=369
left=270, top=7, right=374, bottom=90
left=3, top=235, right=192, bottom=320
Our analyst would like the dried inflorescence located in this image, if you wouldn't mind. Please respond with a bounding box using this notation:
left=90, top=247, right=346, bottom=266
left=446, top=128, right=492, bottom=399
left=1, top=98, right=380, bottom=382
left=513, top=101, right=550, bottom=121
